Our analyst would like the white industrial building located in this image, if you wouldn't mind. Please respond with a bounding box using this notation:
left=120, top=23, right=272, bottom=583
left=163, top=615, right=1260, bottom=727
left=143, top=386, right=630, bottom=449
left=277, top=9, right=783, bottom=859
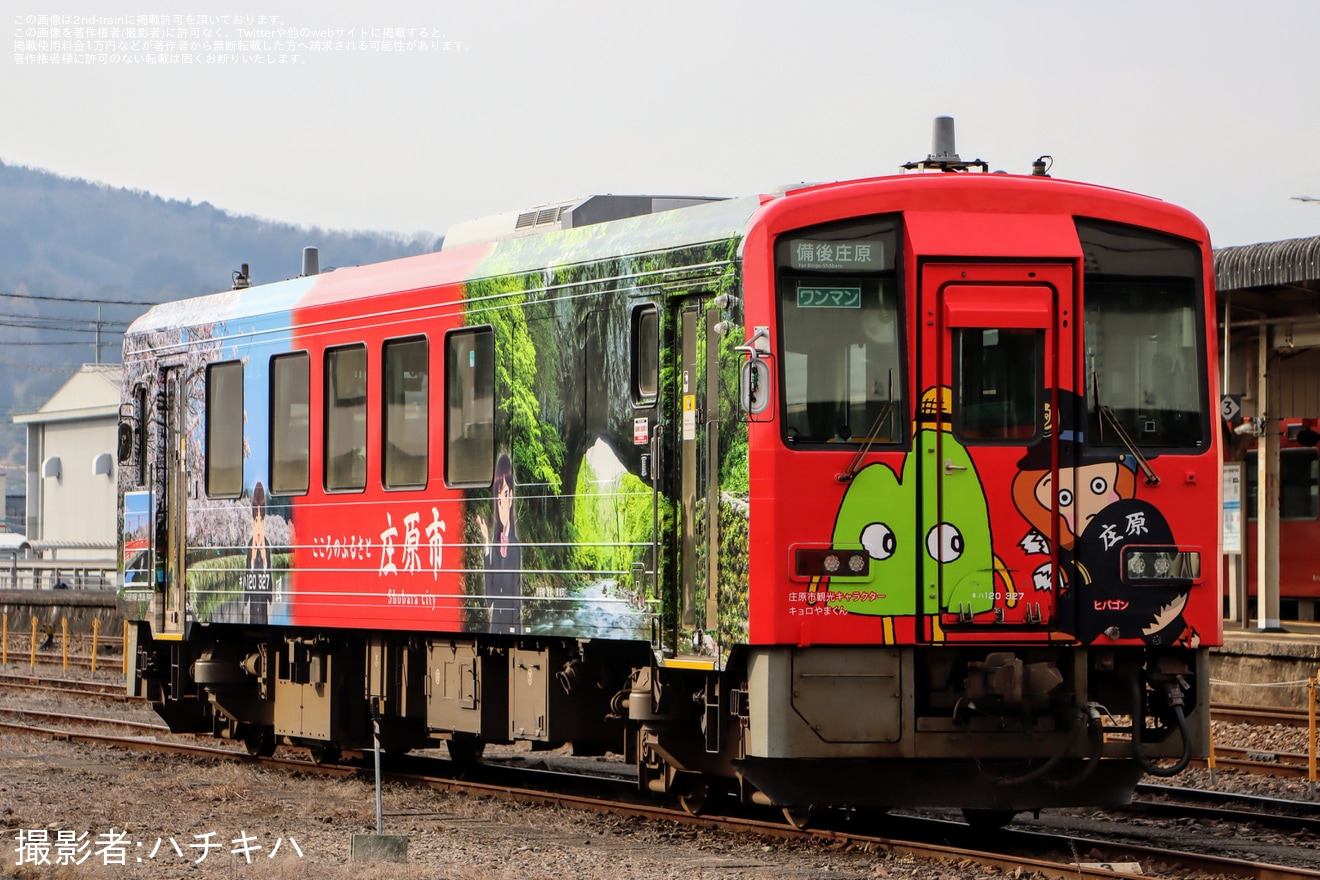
left=12, top=364, right=121, bottom=565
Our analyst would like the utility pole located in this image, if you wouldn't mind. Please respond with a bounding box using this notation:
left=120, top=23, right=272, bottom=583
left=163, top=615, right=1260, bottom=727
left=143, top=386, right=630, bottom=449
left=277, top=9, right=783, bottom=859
left=92, top=305, right=105, bottom=364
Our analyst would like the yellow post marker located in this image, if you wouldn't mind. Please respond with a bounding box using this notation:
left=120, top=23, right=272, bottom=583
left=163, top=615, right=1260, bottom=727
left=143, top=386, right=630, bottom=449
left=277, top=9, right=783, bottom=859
left=61, top=617, right=69, bottom=671
left=1311, top=673, right=1318, bottom=800
left=29, top=616, right=37, bottom=669
left=91, top=618, right=101, bottom=674
left=122, top=620, right=129, bottom=676
left=2, top=611, right=7, bottom=665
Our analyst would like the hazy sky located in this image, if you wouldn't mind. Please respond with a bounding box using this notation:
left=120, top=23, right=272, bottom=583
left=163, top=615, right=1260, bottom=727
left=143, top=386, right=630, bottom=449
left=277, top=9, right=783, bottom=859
left=6, top=0, right=1319, bottom=248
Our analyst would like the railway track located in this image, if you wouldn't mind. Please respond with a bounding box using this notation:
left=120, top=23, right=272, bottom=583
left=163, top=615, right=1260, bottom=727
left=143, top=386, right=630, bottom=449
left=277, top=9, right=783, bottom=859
left=0, top=704, right=167, bottom=736
left=1, top=652, right=119, bottom=672
left=0, top=670, right=134, bottom=699
left=1195, top=747, right=1314, bottom=777
left=1132, top=783, right=1320, bottom=835
left=1215, top=703, right=1314, bottom=727
left=3, top=705, right=1319, bottom=879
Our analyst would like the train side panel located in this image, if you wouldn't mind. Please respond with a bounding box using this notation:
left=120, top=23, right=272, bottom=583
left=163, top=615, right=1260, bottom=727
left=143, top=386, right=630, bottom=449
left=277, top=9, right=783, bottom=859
left=120, top=203, right=760, bottom=652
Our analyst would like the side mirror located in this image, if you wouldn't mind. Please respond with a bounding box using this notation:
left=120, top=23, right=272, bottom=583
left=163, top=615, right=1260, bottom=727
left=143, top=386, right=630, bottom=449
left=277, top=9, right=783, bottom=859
left=117, top=422, right=135, bottom=463
left=740, top=359, right=770, bottom=415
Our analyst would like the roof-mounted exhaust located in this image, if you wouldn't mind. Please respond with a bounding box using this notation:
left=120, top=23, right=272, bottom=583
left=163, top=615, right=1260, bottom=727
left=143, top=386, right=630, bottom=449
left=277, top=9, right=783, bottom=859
left=931, top=115, right=957, bottom=162
left=901, top=116, right=988, bottom=173
left=302, top=247, right=320, bottom=277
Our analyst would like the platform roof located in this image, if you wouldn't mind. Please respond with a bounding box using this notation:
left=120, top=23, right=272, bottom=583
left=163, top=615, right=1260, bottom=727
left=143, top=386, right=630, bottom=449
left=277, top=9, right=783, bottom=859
left=1215, top=234, right=1320, bottom=317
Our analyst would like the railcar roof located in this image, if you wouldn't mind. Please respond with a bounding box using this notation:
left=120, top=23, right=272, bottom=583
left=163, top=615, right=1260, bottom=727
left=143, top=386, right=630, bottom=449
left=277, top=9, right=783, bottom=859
left=124, top=171, right=1206, bottom=340
left=125, top=194, right=764, bottom=336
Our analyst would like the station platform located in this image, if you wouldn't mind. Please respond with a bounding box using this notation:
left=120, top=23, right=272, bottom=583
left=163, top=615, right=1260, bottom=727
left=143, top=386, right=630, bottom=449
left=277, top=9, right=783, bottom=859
left=1213, top=625, right=1320, bottom=711
left=0, top=588, right=120, bottom=635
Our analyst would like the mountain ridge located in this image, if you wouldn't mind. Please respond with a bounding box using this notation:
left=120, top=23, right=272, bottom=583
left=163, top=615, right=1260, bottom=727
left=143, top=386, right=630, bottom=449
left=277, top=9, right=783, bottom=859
left=0, top=159, right=439, bottom=470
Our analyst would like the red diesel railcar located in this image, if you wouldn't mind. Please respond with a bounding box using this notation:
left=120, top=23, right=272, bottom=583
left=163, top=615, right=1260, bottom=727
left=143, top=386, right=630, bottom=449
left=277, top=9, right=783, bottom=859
left=120, top=130, right=1221, bottom=826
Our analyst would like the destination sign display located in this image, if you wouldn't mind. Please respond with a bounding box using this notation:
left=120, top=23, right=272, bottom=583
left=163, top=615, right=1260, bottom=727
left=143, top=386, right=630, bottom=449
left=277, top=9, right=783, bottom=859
left=786, top=239, right=885, bottom=271
left=797, top=285, right=862, bottom=309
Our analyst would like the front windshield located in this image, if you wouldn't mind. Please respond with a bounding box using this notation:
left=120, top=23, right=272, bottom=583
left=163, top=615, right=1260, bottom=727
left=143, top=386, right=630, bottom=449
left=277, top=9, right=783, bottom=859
left=1078, top=220, right=1207, bottom=450
left=776, top=216, right=903, bottom=447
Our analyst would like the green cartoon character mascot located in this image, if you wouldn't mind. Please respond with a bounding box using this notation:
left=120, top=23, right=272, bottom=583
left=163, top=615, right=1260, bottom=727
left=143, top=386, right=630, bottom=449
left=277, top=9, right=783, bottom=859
left=813, top=387, right=1015, bottom=642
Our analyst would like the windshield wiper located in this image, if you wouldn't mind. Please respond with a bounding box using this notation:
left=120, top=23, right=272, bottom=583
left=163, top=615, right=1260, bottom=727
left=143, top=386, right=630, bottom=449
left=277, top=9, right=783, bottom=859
left=1092, top=373, right=1160, bottom=486
left=838, top=371, right=897, bottom=483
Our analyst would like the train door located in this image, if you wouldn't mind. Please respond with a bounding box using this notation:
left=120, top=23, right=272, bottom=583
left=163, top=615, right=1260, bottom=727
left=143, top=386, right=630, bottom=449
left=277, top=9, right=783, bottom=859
left=155, top=365, right=187, bottom=636
left=918, top=265, right=1072, bottom=638
left=663, top=298, right=720, bottom=660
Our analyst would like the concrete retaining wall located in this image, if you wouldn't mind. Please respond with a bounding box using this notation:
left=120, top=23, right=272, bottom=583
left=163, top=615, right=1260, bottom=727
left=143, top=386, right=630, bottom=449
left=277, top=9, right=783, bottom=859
left=0, top=589, right=122, bottom=649
left=1212, top=632, right=1320, bottom=711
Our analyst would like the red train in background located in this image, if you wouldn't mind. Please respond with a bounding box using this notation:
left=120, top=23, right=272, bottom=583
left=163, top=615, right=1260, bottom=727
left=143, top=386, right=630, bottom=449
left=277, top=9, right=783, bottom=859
left=118, top=122, right=1222, bottom=827
left=1232, top=418, right=1320, bottom=618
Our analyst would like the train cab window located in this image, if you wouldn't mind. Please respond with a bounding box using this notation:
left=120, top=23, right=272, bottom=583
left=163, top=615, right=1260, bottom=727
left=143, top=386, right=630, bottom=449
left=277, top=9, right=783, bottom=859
left=1245, top=449, right=1319, bottom=520
left=383, top=336, right=428, bottom=489
left=325, top=345, right=367, bottom=492
left=775, top=215, right=903, bottom=447
left=1077, top=220, right=1207, bottom=450
left=270, top=352, right=309, bottom=495
left=205, top=361, right=244, bottom=498
left=445, top=327, right=495, bottom=486
left=632, top=305, right=659, bottom=406
left=954, top=328, right=1042, bottom=443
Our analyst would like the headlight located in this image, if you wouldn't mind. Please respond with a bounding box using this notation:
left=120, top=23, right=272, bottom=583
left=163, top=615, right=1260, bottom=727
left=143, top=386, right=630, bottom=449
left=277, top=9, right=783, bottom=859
left=1122, top=547, right=1200, bottom=584
left=794, top=547, right=870, bottom=579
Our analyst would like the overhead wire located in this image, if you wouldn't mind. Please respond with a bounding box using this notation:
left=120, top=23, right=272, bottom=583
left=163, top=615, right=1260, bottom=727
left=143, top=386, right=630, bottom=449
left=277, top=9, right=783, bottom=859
left=0, top=339, right=124, bottom=346
left=0, top=320, right=129, bottom=333
left=0, top=293, right=138, bottom=368
left=0, top=290, right=160, bottom=307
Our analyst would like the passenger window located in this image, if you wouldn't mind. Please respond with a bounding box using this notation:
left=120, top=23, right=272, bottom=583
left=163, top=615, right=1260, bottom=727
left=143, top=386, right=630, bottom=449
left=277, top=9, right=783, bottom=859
left=325, top=345, right=367, bottom=492
left=270, top=352, right=309, bottom=495
left=206, top=361, right=244, bottom=498
left=632, top=305, right=659, bottom=406
left=445, top=327, right=495, bottom=486
left=383, top=336, right=428, bottom=489
left=954, top=328, right=1042, bottom=443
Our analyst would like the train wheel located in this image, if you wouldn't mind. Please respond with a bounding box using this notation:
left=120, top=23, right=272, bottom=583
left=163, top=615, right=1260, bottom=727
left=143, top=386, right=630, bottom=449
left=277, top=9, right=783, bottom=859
left=308, top=745, right=341, bottom=765
left=960, top=808, right=1017, bottom=829
left=675, top=776, right=711, bottom=816
left=243, top=728, right=276, bottom=758
left=781, top=804, right=816, bottom=830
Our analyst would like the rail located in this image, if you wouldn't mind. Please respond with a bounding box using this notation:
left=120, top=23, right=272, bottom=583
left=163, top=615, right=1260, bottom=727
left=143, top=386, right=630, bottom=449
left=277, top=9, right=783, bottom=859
left=4, top=708, right=1318, bottom=880
left=1207, top=673, right=1320, bottom=798
left=6, top=604, right=1320, bottom=799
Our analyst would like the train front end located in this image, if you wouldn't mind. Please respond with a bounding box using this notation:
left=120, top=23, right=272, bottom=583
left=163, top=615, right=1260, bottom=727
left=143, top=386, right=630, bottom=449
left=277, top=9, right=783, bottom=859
left=731, top=172, right=1222, bottom=815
